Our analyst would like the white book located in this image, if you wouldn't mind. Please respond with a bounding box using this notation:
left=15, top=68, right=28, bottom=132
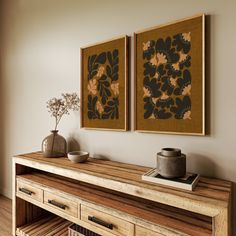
left=142, top=168, right=200, bottom=191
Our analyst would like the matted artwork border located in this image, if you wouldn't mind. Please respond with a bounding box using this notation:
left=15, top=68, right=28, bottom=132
left=80, top=35, right=129, bottom=131
left=134, top=14, right=205, bottom=135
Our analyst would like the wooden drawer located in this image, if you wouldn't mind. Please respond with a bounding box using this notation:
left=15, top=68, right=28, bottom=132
left=44, top=191, right=78, bottom=218
left=81, top=205, right=134, bottom=236
left=135, top=226, right=165, bottom=236
left=16, top=178, right=43, bottom=202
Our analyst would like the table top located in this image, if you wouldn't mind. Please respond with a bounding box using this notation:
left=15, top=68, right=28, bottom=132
left=14, top=151, right=232, bottom=217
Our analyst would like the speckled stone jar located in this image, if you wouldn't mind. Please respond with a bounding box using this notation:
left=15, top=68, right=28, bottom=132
left=157, top=148, right=186, bottom=178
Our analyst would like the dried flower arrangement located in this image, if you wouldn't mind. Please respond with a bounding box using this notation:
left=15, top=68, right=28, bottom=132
left=47, top=93, right=80, bottom=130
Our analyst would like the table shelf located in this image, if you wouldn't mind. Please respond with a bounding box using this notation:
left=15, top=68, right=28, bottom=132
left=16, top=215, right=70, bottom=236
left=12, top=152, right=232, bottom=236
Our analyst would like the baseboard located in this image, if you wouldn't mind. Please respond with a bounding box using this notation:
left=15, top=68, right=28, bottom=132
left=0, top=187, right=12, bottom=199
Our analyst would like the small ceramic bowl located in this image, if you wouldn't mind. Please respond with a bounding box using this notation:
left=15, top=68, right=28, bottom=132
left=67, top=151, right=89, bottom=163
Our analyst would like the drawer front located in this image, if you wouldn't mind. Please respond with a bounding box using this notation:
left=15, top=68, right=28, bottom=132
left=44, top=191, right=78, bottom=218
left=81, top=205, right=134, bottom=236
left=17, top=179, right=43, bottom=202
left=135, top=226, right=165, bottom=236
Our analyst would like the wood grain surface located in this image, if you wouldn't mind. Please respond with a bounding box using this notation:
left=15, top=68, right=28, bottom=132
left=13, top=152, right=232, bottom=236
left=16, top=215, right=71, bottom=236
left=17, top=172, right=212, bottom=235
left=15, top=152, right=232, bottom=202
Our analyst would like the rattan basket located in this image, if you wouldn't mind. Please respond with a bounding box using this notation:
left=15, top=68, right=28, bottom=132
left=68, top=224, right=101, bottom=236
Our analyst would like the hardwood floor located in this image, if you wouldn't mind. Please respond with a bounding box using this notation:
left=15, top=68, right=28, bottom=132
left=0, top=195, right=12, bottom=236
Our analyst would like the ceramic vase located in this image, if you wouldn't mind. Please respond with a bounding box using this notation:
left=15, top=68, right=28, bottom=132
left=156, top=148, right=186, bottom=178
left=42, top=130, right=67, bottom=158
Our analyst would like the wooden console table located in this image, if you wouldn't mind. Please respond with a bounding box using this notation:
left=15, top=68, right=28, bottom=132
left=12, top=152, right=232, bottom=236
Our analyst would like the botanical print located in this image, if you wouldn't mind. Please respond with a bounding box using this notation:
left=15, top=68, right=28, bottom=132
left=142, top=32, right=192, bottom=120
left=87, top=50, right=119, bottom=120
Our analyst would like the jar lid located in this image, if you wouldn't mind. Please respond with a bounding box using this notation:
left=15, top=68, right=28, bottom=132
left=161, top=148, right=181, bottom=157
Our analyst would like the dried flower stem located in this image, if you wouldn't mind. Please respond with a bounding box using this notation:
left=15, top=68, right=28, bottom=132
left=46, top=93, right=80, bottom=130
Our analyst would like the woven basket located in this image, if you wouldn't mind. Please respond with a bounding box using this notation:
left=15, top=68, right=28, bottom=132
left=68, top=224, right=101, bottom=236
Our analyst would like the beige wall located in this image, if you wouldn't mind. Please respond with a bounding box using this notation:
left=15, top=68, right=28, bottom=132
left=0, top=0, right=235, bottom=233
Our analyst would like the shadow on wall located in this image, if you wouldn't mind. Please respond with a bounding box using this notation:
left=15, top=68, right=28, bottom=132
left=67, top=137, right=80, bottom=152
left=0, top=0, right=7, bottom=195
left=187, top=153, right=216, bottom=176
left=66, top=135, right=110, bottom=161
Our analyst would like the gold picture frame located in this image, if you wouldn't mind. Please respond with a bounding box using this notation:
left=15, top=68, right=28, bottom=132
left=134, top=14, right=205, bottom=135
left=80, top=36, right=129, bottom=131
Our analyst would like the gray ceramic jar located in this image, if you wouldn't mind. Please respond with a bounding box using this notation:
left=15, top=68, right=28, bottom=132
left=156, top=148, right=186, bottom=178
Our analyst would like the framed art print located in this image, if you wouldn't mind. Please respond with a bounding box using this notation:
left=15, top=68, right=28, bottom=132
left=134, top=14, right=205, bottom=135
left=80, top=36, right=129, bottom=131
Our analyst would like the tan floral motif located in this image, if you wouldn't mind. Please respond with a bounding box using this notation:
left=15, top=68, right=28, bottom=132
left=87, top=49, right=120, bottom=120
left=97, top=66, right=105, bottom=77
left=152, top=97, right=159, bottom=104
left=179, top=51, right=188, bottom=62
left=96, top=101, right=104, bottom=114
left=157, top=53, right=167, bottom=65
left=148, top=114, right=156, bottom=119
left=154, top=72, right=159, bottom=79
left=143, top=41, right=151, bottom=51
left=170, top=77, right=177, bottom=87
left=172, top=62, right=180, bottom=71
left=161, top=92, right=169, bottom=100
left=150, top=53, right=167, bottom=67
left=182, top=84, right=191, bottom=96
left=143, top=32, right=193, bottom=121
left=143, top=87, right=151, bottom=97
left=150, top=55, right=158, bottom=66
left=182, top=32, right=191, bottom=42
left=87, top=79, right=97, bottom=95
left=183, top=110, right=191, bottom=120
left=111, top=83, right=119, bottom=96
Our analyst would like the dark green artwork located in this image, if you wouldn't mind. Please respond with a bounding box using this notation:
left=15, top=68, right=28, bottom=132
left=87, top=50, right=119, bottom=120
left=142, top=32, right=192, bottom=120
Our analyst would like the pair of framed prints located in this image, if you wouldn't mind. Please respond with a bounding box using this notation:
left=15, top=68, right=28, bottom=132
left=80, top=14, right=205, bottom=135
